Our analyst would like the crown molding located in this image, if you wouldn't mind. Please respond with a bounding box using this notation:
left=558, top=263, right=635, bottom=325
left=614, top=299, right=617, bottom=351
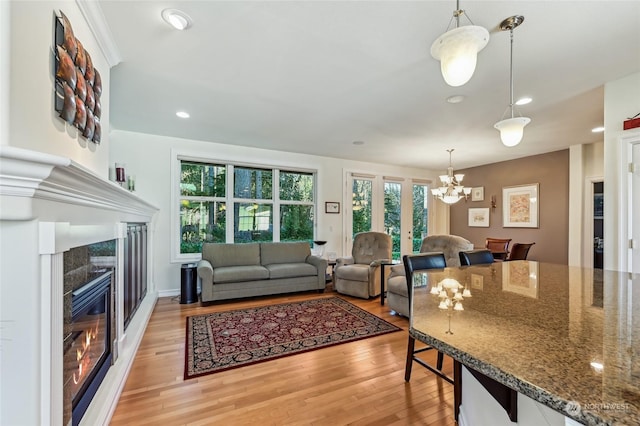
left=76, top=0, right=122, bottom=67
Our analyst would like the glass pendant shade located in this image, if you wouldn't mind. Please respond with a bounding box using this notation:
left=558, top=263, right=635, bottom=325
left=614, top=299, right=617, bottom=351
left=442, top=195, right=462, bottom=204
left=495, top=15, right=530, bottom=147
left=494, top=116, right=531, bottom=147
left=431, top=26, right=489, bottom=87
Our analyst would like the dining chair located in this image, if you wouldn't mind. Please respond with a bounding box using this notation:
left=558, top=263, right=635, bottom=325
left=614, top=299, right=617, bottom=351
left=485, top=237, right=512, bottom=260
left=507, top=243, right=535, bottom=261
left=387, top=235, right=472, bottom=317
left=403, top=252, right=453, bottom=384
left=459, top=249, right=495, bottom=266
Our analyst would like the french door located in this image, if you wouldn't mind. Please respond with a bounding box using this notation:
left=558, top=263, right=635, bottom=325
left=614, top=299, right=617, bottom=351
left=345, top=173, right=431, bottom=260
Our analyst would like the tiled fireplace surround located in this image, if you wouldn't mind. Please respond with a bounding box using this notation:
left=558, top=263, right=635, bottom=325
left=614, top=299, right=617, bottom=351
left=0, top=147, right=158, bottom=425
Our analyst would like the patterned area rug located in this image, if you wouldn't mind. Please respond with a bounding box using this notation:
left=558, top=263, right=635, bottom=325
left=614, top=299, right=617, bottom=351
left=184, top=297, right=400, bottom=379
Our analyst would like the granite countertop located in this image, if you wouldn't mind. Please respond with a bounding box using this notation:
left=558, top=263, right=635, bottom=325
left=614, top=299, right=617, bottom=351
left=409, top=261, right=639, bottom=426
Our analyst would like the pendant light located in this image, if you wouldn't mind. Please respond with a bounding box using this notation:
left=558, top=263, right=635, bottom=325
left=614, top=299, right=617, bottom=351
left=494, top=15, right=531, bottom=147
left=431, top=0, right=490, bottom=87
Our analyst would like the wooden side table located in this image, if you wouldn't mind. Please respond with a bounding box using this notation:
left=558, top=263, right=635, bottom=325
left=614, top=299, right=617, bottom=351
left=326, top=261, right=337, bottom=290
left=326, top=261, right=337, bottom=282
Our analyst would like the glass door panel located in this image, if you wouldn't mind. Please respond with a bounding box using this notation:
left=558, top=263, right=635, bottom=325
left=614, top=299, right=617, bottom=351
left=412, top=183, right=429, bottom=252
left=384, top=182, right=401, bottom=261
left=352, top=178, right=373, bottom=236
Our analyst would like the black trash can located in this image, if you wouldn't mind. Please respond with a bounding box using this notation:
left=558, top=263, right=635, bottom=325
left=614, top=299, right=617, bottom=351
left=180, top=263, right=198, bottom=304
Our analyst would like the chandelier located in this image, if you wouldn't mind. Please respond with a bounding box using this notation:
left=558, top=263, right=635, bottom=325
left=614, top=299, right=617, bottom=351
left=430, top=0, right=489, bottom=87
left=431, top=149, right=471, bottom=204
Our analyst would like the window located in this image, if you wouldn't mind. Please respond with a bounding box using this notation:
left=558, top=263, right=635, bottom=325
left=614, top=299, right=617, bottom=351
left=176, top=158, right=316, bottom=257
left=179, top=162, right=226, bottom=254
left=233, top=167, right=273, bottom=243
left=279, top=171, right=314, bottom=242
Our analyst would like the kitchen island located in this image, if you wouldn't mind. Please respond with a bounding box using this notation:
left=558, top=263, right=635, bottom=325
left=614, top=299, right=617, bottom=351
left=409, top=261, right=639, bottom=425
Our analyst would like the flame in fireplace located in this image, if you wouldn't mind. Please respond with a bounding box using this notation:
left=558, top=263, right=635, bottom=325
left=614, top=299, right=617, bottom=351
left=72, top=318, right=100, bottom=385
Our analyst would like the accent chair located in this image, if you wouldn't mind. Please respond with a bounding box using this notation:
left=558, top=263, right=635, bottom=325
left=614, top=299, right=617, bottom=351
left=333, top=231, right=392, bottom=299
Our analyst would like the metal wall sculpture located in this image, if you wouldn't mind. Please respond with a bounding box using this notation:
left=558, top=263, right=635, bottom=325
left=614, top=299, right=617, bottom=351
left=54, top=11, right=102, bottom=144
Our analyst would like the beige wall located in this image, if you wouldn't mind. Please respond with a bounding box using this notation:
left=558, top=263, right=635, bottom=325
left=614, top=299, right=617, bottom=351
left=449, top=150, right=569, bottom=264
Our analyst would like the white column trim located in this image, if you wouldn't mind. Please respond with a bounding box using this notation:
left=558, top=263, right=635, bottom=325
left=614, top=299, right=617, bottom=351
left=39, top=223, right=65, bottom=426
left=619, top=129, right=640, bottom=272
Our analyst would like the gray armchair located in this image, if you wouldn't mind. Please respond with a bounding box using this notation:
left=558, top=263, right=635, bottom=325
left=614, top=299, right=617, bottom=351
left=334, top=231, right=392, bottom=299
left=387, top=234, right=473, bottom=316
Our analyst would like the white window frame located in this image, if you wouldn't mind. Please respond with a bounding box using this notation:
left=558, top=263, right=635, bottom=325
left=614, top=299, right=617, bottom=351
left=171, top=150, right=317, bottom=263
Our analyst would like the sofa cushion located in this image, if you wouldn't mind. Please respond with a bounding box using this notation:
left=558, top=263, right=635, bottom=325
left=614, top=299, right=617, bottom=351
left=265, top=263, right=317, bottom=279
left=335, top=263, right=370, bottom=281
left=213, top=265, right=269, bottom=284
left=260, top=242, right=310, bottom=265
left=203, top=243, right=261, bottom=268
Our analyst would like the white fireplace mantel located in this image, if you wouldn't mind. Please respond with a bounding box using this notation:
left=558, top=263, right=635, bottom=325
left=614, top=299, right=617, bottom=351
left=0, top=145, right=157, bottom=222
left=0, top=146, right=158, bottom=426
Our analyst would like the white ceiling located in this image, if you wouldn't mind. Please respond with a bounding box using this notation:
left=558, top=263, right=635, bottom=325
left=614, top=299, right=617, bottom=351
left=98, top=1, right=640, bottom=170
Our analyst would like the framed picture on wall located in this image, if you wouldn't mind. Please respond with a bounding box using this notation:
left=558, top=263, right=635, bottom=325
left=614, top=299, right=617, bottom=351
left=503, top=183, right=539, bottom=228
left=468, top=208, right=490, bottom=227
left=325, top=202, right=340, bottom=214
left=471, top=187, right=484, bottom=201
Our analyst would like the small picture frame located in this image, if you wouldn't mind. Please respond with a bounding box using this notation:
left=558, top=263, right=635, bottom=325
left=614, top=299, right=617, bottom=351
left=325, top=201, right=340, bottom=214
left=468, top=207, right=490, bottom=227
left=471, top=186, right=484, bottom=202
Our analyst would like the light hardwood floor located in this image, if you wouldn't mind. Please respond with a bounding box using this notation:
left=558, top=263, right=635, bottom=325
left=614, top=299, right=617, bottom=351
left=110, top=289, right=456, bottom=425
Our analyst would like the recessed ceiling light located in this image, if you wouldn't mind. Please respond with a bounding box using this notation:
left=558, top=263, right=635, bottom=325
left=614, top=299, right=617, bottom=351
left=592, top=126, right=605, bottom=133
left=176, top=111, right=190, bottom=119
left=446, top=95, right=465, bottom=104
left=161, top=9, right=193, bottom=31
left=352, top=140, right=365, bottom=146
left=515, top=97, right=532, bottom=106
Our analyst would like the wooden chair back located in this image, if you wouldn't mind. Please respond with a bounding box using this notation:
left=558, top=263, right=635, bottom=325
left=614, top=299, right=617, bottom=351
left=507, top=243, right=535, bottom=261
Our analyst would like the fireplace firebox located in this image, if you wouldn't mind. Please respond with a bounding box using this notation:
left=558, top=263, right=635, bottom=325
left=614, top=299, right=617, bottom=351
left=65, top=270, right=113, bottom=426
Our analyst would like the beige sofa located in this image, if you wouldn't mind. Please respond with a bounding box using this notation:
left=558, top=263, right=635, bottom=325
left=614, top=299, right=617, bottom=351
left=197, top=242, right=328, bottom=303
left=386, top=235, right=473, bottom=316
